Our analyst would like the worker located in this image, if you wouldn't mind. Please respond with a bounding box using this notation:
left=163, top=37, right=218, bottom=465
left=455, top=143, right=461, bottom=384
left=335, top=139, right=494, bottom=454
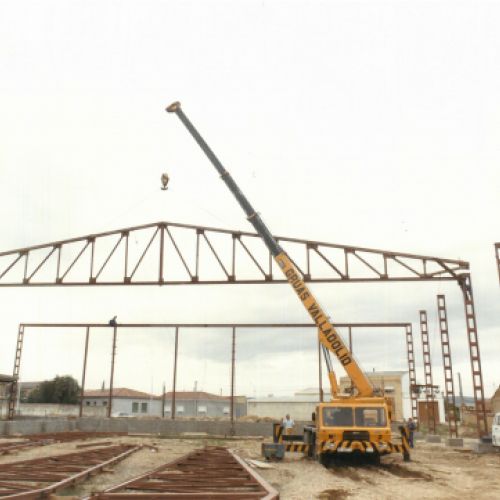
left=282, top=414, right=295, bottom=435
left=406, top=417, right=416, bottom=448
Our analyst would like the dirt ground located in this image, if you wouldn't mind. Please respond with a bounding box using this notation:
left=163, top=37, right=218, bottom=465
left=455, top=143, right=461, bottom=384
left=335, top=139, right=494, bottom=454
left=1, top=435, right=499, bottom=499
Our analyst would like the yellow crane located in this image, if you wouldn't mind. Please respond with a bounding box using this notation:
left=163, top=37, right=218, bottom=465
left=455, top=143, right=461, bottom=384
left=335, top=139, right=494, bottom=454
left=166, top=101, right=409, bottom=465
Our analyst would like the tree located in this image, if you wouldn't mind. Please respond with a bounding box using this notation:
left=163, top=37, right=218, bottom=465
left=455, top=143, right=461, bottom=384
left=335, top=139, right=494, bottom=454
left=28, top=375, right=81, bottom=404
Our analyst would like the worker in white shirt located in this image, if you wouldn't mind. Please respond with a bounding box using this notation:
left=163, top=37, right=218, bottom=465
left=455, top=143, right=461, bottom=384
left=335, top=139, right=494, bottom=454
left=282, top=414, right=295, bottom=435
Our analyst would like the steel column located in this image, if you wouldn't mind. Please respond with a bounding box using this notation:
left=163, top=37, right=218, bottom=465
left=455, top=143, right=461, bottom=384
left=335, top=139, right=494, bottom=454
left=436, top=295, right=458, bottom=437
left=8, top=324, right=24, bottom=420
left=230, top=327, right=236, bottom=433
left=457, top=273, right=488, bottom=436
left=318, top=337, right=323, bottom=402
left=419, top=310, right=436, bottom=433
left=405, top=324, right=418, bottom=420
left=171, top=327, right=179, bottom=420
left=495, top=243, right=500, bottom=284
left=79, top=327, right=90, bottom=418
left=107, top=325, right=117, bottom=418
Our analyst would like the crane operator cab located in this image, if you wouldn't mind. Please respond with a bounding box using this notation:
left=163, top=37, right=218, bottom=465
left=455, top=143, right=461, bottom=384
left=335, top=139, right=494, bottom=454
left=305, top=397, right=395, bottom=465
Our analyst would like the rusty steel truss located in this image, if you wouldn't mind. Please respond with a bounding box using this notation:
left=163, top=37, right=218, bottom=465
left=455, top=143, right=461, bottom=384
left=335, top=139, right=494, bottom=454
left=419, top=311, right=436, bottom=434
left=88, top=446, right=278, bottom=499
left=0, top=444, right=139, bottom=499
left=9, top=322, right=415, bottom=426
left=0, top=221, right=469, bottom=286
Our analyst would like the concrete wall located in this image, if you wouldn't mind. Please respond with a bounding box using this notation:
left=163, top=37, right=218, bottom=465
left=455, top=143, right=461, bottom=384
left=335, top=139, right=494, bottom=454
left=0, top=417, right=283, bottom=437
left=247, top=400, right=316, bottom=421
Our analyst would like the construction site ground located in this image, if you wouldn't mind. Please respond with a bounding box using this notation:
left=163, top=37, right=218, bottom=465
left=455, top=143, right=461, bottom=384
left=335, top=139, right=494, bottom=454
left=0, top=434, right=499, bottom=499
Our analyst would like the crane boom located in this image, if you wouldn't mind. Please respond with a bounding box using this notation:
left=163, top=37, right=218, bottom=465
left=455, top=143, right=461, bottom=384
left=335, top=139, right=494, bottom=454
left=166, top=101, right=374, bottom=397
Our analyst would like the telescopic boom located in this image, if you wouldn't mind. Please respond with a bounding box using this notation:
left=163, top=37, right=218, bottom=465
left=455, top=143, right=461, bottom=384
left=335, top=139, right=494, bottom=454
left=166, top=101, right=374, bottom=397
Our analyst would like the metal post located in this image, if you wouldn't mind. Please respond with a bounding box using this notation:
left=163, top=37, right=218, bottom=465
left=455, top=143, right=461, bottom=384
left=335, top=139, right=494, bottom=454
left=457, top=273, right=488, bottom=436
left=348, top=326, right=352, bottom=353
left=161, top=383, right=166, bottom=418
left=495, top=243, right=500, bottom=284
left=230, top=327, right=236, bottom=433
left=108, top=325, right=117, bottom=418
left=79, top=327, right=90, bottom=418
left=171, top=327, right=179, bottom=420
left=8, top=324, right=25, bottom=420
left=419, top=310, right=436, bottom=434
left=436, top=295, right=458, bottom=437
left=318, top=337, right=323, bottom=402
left=405, top=324, right=418, bottom=421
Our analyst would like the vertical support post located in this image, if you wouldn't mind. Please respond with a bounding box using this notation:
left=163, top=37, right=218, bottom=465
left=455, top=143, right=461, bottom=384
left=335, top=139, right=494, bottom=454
left=457, top=273, right=488, bottom=436
left=230, top=327, right=236, bottom=434
left=171, top=327, right=179, bottom=420
left=419, top=310, right=436, bottom=434
left=161, top=383, right=166, bottom=418
left=318, top=337, right=323, bottom=402
left=436, top=295, right=458, bottom=438
left=159, top=224, right=165, bottom=283
left=348, top=327, right=353, bottom=393
left=405, top=324, right=418, bottom=421
left=8, top=324, right=25, bottom=420
left=79, top=327, right=90, bottom=418
left=495, top=243, right=500, bottom=284
left=108, top=325, right=117, bottom=418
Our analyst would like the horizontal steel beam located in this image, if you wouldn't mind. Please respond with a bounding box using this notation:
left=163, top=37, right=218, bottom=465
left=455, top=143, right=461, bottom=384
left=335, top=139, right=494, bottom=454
left=0, top=220, right=468, bottom=286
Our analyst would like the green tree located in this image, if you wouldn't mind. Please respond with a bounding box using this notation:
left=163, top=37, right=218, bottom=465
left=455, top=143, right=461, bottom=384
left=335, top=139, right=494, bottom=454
left=28, top=375, right=81, bottom=404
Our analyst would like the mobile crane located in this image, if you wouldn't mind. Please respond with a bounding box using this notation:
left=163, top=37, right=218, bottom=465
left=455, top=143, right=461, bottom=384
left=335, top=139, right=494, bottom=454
left=166, top=102, right=410, bottom=465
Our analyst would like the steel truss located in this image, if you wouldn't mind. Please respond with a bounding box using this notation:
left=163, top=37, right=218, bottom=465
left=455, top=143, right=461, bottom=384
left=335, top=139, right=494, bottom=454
left=8, top=322, right=413, bottom=425
left=419, top=311, right=436, bottom=434
left=0, top=444, right=139, bottom=499
left=88, top=446, right=278, bottom=499
left=0, top=221, right=469, bottom=286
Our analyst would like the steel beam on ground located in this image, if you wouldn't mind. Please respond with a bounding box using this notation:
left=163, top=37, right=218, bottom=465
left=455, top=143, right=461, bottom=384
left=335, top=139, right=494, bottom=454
left=0, top=444, right=139, bottom=499
left=0, top=220, right=469, bottom=286
left=437, top=295, right=458, bottom=438
left=88, top=446, right=278, bottom=499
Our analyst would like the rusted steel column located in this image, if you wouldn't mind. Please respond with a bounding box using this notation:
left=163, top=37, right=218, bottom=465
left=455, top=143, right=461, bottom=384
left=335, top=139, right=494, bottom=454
left=8, top=324, right=25, bottom=420
left=159, top=224, right=165, bottom=283
left=457, top=273, right=488, bottom=436
left=419, top=311, right=436, bottom=433
left=436, top=295, right=458, bottom=437
left=318, top=337, right=323, bottom=402
left=348, top=326, right=352, bottom=353
left=171, top=327, right=179, bottom=420
left=108, top=325, right=117, bottom=418
left=405, top=324, right=418, bottom=421
left=79, top=327, right=90, bottom=418
left=161, top=383, right=166, bottom=418
left=495, top=243, right=500, bottom=284
left=230, top=327, right=236, bottom=432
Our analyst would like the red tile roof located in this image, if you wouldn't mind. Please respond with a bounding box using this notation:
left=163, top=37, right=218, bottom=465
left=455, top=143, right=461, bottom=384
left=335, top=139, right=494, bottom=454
left=84, top=388, right=154, bottom=399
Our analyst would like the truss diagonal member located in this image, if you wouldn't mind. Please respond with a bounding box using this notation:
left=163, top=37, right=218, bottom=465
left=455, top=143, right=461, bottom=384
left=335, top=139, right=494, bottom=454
left=165, top=226, right=194, bottom=279
left=93, top=234, right=124, bottom=281
left=389, top=256, right=423, bottom=277
left=59, top=240, right=90, bottom=282
left=350, top=250, right=384, bottom=278
left=128, top=226, right=160, bottom=280
left=309, top=244, right=346, bottom=279
left=235, top=235, right=268, bottom=278
left=202, top=232, right=230, bottom=278
left=0, top=254, right=23, bottom=280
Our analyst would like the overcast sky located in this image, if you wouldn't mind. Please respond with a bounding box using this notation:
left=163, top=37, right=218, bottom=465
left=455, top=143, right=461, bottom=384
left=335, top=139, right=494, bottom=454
left=0, top=1, right=499, bottom=409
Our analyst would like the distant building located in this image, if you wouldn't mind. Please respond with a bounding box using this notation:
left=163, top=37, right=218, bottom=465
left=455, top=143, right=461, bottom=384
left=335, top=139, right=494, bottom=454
left=0, top=374, right=15, bottom=417
left=82, top=388, right=157, bottom=416
left=19, top=381, right=44, bottom=402
left=160, top=391, right=247, bottom=418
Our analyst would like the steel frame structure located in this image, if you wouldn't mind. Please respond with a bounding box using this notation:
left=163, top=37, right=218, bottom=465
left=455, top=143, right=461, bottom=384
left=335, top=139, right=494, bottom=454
left=436, top=295, right=458, bottom=437
left=8, top=322, right=416, bottom=425
left=0, top=220, right=487, bottom=435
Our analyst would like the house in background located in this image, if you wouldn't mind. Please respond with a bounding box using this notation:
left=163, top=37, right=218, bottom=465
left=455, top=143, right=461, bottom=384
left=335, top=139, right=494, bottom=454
left=160, top=391, right=247, bottom=418
left=19, top=381, right=44, bottom=402
left=82, top=388, right=158, bottom=416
